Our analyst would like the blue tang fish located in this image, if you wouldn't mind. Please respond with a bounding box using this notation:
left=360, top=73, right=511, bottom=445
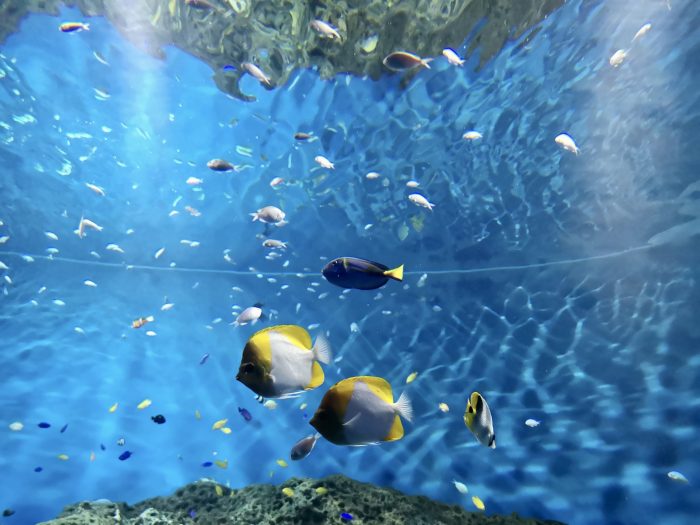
left=118, top=451, right=133, bottom=461
left=322, top=257, right=403, bottom=290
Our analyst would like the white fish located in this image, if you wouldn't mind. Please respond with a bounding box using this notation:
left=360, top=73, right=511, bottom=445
left=525, top=419, right=540, bottom=427
left=53, top=299, right=66, bottom=306
left=90, top=251, right=100, bottom=259
left=314, top=155, right=334, bottom=169
left=406, top=181, right=420, bottom=188
left=77, top=217, right=103, bottom=238
left=417, top=273, right=427, bottom=288
left=161, top=303, right=175, bottom=311
left=4, top=275, right=12, bottom=285
left=233, top=306, right=263, bottom=326
left=242, top=62, right=272, bottom=86
left=146, top=330, right=157, bottom=337
left=38, top=286, right=46, bottom=294
left=453, top=480, right=469, bottom=494
left=106, top=243, right=125, bottom=253
left=168, top=210, right=179, bottom=217
left=609, top=49, right=627, bottom=67
left=554, top=133, right=580, bottom=155
left=442, top=48, right=464, bottom=66
left=262, top=239, right=287, bottom=249
left=668, top=471, right=689, bottom=484
left=186, top=176, right=203, bottom=185
left=270, top=177, right=285, bottom=188
left=250, top=206, right=286, bottom=225
left=46, top=248, right=59, bottom=255
left=632, top=23, right=652, bottom=42
left=462, top=131, right=482, bottom=141
left=365, top=172, right=381, bottom=180
left=21, top=255, right=34, bottom=263
left=126, top=229, right=135, bottom=235
left=408, top=193, right=435, bottom=211
left=310, top=20, right=341, bottom=40
left=74, top=327, right=85, bottom=335
left=85, top=183, right=106, bottom=196
left=45, top=232, right=59, bottom=241
left=9, top=422, right=23, bottom=431
left=189, top=241, right=200, bottom=248
left=84, top=280, right=97, bottom=287
left=263, top=399, right=277, bottom=410
left=154, top=247, right=165, bottom=259
left=0, top=261, right=8, bottom=271
left=0, top=236, right=9, bottom=244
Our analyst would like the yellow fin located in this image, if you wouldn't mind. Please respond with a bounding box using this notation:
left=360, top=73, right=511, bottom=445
left=384, top=414, right=404, bottom=442
left=307, top=361, right=325, bottom=389
left=168, top=0, right=177, bottom=17
left=355, top=376, right=394, bottom=405
left=383, top=264, right=404, bottom=281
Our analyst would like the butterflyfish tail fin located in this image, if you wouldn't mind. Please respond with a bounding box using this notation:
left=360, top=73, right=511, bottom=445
left=383, top=264, right=404, bottom=282
left=394, top=391, right=413, bottom=422
left=312, top=333, right=332, bottom=365
left=422, top=58, right=434, bottom=69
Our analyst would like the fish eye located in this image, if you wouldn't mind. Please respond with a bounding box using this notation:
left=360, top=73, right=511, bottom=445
left=242, top=363, right=255, bottom=374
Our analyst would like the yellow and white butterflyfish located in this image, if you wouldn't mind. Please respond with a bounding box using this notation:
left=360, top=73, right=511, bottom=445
left=464, top=391, right=496, bottom=449
left=236, top=325, right=331, bottom=399
left=310, top=376, right=413, bottom=446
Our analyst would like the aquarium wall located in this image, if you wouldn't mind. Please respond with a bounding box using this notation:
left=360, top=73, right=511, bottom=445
left=0, top=0, right=698, bottom=524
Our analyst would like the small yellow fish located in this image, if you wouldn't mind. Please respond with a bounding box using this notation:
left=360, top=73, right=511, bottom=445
left=57, top=454, right=69, bottom=461
left=195, top=409, right=201, bottom=420
left=214, top=459, right=228, bottom=469
left=472, top=496, right=485, bottom=511
left=109, top=402, right=118, bottom=413
left=406, top=371, right=418, bottom=384
left=438, top=402, right=450, bottom=413
left=315, top=487, right=328, bottom=495
left=221, top=427, right=232, bottom=434
left=282, top=487, right=294, bottom=497
left=137, top=399, right=152, bottom=410
left=215, top=485, right=223, bottom=496
left=276, top=459, right=288, bottom=468
left=212, top=418, right=228, bottom=430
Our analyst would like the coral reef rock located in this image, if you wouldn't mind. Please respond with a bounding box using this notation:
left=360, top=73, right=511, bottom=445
left=0, top=0, right=562, bottom=101
left=39, top=474, right=567, bottom=525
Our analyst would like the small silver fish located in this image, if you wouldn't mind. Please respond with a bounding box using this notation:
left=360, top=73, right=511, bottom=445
left=242, top=62, right=272, bottom=86
left=383, top=51, right=433, bottom=72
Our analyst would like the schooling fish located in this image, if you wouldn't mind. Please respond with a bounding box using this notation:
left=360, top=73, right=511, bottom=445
left=322, top=257, right=403, bottom=290
left=250, top=206, right=286, bottom=225
left=290, top=433, right=320, bottom=461
left=382, top=51, right=433, bottom=72
left=310, top=376, right=412, bottom=446
left=242, top=62, right=272, bottom=86
left=442, top=48, right=464, bottom=66
left=236, top=325, right=331, bottom=398
left=207, top=158, right=235, bottom=172
left=464, top=392, right=496, bottom=449
left=233, top=304, right=265, bottom=327
left=59, top=22, right=89, bottom=33
left=310, top=20, right=341, bottom=40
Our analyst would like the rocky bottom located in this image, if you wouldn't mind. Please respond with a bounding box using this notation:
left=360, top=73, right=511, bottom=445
left=38, top=474, right=566, bottom=525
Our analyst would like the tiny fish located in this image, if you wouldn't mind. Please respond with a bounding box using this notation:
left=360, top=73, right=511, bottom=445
left=45, top=231, right=59, bottom=241
left=233, top=304, right=264, bottom=326
left=609, top=49, right=627, bottom=67
left=59, top=22, right=89, bottom=33
left=315, top=487, right=328, bottom=495
left=365, top=172, right=381, bottom=180
left=270, top=177, right=285, bottom=187
left=132, top=316, right=154, bottom=329
left=9, top=422, right=23, bottom=431
left=294, top=132, right=312, bottom=141
left=282, top=487, right=294, bottom=497
left=151, top=414, right=166, bottom=424
left=137, top=399, right=152, bottom=410
left=2, top=510, right=15, bottom=518
left=118, top=451, right=132, bottom=461
left=117, top=438, right=125, bottom=446
left=195, top=410, right=201, bottom=420
left=340, top=513, right=354, bottom=521
left=310, top=20, right=341, bottom=40
left=406, top=181, right=420, bottom=188
left=263, top=400, right=277, bottom=410
left=100, top=444, right=106, bottom=451
left=472, top=496, right=485, bottom=511
left=60, top=424, right=68, bottom=433
left=291, top=433, right=320, bottom=461
left=314, top=155, right=335, bottom=169
left=201, top=461, right=213, bottom=467
left=184, top=206, right=201, bottom=217
left=38, top=422, right=51, bottom=429
left=238, top=407, right=252, bottom=422
left=199, top=353, right=210, bottom=365
left=84, top=280, right=97, bottom=287
left=154, top=247, right=165, bottom=259
left=408, top=193, right=435, bottom=211
left=57, top=454, right=69, bottom=461
left=207, top=158, right=236, bottom=172
left=462, top=131, right=482, bottom=141
left=106, top=243, right=125, bottom=253
left=453, top=480, right=468, bottom=494
left=0, top=236, right=9, bottom=244
left=276, top=459, right=288, bottom=468
left=668, top=471, right=689, bottom=484
left=438, top=402, right=450, bottom=413
left=214, top=459, right=228, bottom=469
left=109, top=402, right=118, bottom=413
left=250, top=206, right=286, bottom=225
left=555, top=133, right=580, bottom=155
left=442, top=48, right=464, bottom=66
left=632, top=23, right=652, bottom=42
left=383, top=51, right=432, bottom=72
left=405, top=371, right=418, bottom=384
left=34, top=467, right=43, bottom=473
left=221, top=427, right=232, bottom=434
left=525, top=419, right=540, bottom=427
left=212, top=418, right=228, bottom=430
left=215, top=485, right=223, bottom=497
left=242, top=62, right=272, bottom=86
left=186, top=176, right=203, bottom=186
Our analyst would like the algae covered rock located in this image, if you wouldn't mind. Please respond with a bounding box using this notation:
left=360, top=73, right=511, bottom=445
left=0, top=0, right=562, bottom=101
left=39, top=474, right=567, bottom=525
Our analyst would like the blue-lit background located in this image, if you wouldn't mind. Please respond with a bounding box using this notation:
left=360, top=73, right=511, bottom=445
left=1, top=1, right=699, bottom=524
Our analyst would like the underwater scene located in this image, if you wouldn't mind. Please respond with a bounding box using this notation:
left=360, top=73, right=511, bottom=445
left=1, top=0, right=699, bottom=524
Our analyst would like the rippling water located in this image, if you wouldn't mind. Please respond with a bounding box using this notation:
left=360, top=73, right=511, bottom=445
left=1, top=1, right=699, bottom=524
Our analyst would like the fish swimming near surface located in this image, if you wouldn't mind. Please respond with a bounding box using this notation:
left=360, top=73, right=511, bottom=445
left=382, top=51, right=433, bottom=72
left=464, top=392, right=496, bottom=448
left=290, top=433, right=320, bottom=460
left=322, top=257, right=403, bottom=290
left=59, top=22, right=89, bottom=33
left=310, top=376, right=412, bottom=446
left=236, top=325, right=332, bottom=398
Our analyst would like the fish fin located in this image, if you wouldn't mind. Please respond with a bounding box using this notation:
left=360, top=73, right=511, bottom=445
left=306, top=361, right=324, bottom=389
left=343, top=412, right=361, bottom=428
left=393, top=391, right=413, bottom=422
left=84, top=24, right=90, bottom=31
left=421, top=57, right=434, bottom=69
left=274, top=220, right=288, bottom=227
left=383, top=264, right=404, bottom=282
left=250, top=213, right=259, bottom=222
left=385, top=414, right=405, bottom=441
left=358, top=376, right=394, bottom=405
left=274, top=325, right=312, bottom=348
left=312, top=333, right=332, bottom=364
left=489, top=434, right=496, bottom=449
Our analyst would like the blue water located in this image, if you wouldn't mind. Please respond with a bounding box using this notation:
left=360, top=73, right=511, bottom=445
left=1, top=1, right=699, bottom=524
